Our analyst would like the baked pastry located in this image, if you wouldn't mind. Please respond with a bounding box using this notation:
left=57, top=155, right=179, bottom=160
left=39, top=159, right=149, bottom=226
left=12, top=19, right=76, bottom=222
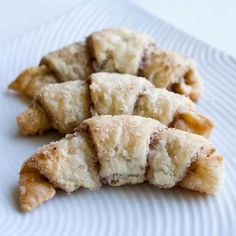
left=9, top=28, right=202, bottom=101
left=17, top=72, right=213, bottom=137
left=18, top=115, right=224, bottom=212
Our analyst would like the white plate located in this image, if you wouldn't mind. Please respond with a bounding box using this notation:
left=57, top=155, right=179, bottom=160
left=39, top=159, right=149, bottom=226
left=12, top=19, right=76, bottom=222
left=0, top=0, right=236, bottom=235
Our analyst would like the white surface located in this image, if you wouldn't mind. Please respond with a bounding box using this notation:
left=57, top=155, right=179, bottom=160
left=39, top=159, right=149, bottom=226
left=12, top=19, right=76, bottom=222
left=0, top=0, right=236, bottom=235
left=132, top=0, right=236, bottom=57
left=0, top=0, right=236, bottom=57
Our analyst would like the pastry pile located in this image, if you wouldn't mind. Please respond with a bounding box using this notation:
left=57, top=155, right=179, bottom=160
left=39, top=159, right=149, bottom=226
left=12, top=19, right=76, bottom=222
left=8, top=28, right=224, bottom=212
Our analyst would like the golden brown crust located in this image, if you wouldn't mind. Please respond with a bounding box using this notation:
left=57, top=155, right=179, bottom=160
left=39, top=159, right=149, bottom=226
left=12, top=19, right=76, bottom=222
left=179, top=154, right=224, bottom=194
left=40, top=42, right=92, bottom=82
left=170, top=109, right=214, bottom=138
left=16, top=72, right=213, bottom=137
left=9, top=65, right=57, bottom=98
left=133, top=88, right=194, bottom=126
left=28, top=133, right=101, bottom=192
left=82, top=115, right=160, bottom=185
left=17, top=103, right=51, bottom=135
left=19, top=163, right=56, bottom=212
left=18, top=115, right=224, bottom=211
left=90, top=72, right=153, bottom=116
left=37, top=80, right=91, bottom=134
left=86, top=28, right=155, bottom=75
left=140, top=49, right=202, bottom=101
left=146, top=128, right=216, bottom=188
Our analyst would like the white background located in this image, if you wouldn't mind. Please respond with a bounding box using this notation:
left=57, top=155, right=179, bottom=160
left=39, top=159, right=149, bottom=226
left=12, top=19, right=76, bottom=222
left=0, top=0, right=235, bottom=57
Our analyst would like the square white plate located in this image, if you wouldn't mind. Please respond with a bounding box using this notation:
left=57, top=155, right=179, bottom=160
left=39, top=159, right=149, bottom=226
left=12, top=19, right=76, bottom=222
left=0, top=0, right=236, bottom=235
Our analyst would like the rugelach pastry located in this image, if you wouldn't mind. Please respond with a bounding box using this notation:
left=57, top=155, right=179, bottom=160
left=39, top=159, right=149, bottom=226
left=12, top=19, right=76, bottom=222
left=17, top=72, right=213, bottom=137
left=18, top=115, right=224, bottom=212
left=9, top=28, right=202, bottom=101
